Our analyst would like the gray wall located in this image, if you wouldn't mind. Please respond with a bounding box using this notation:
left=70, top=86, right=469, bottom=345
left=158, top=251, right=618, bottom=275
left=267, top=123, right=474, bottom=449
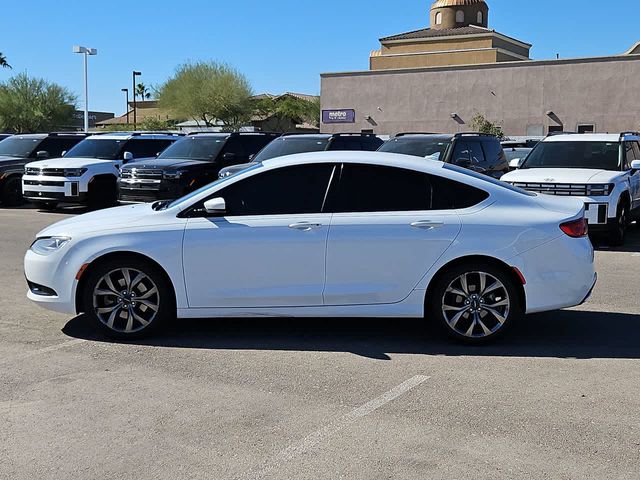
left=320, top=55, right=640, bottom=136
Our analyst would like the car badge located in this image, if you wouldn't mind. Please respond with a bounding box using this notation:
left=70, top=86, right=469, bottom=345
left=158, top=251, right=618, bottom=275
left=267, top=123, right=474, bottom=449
left=544, top=178, right=555, bottom=182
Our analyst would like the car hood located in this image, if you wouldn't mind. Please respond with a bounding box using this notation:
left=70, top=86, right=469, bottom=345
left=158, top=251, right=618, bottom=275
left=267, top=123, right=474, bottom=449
left=502, top=168, right=621, bottom=184
left=124, top=158, right=209, bottom=170
left=37, top=203, right=160, bottom=238
left=0, top=155, right=27, bottom=170
left=26, top=157, right=118, bottom=169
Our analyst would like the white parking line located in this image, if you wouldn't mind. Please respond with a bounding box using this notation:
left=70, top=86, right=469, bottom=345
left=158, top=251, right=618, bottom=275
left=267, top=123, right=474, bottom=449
left=0, top=338, right=85, bottom=366
left=240, top=375, right=430, bottom=480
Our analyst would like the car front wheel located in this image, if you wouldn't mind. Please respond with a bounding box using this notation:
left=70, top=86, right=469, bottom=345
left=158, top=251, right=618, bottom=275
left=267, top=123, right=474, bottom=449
left=428, top=263, right=521, bottom=344
left=609, top=201, right=629, bottom=247
left=82, top=258, right=173, bottom=339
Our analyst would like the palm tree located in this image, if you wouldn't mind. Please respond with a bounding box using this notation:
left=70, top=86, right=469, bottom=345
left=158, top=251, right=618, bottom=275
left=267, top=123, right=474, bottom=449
left=136, top=83, right=151, bottom=101
left=0, top=52, right=11, bottom=69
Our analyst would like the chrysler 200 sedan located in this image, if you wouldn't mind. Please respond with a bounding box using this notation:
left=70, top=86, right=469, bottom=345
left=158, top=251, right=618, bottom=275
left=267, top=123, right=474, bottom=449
left=24, top=152, right=597, bottom=344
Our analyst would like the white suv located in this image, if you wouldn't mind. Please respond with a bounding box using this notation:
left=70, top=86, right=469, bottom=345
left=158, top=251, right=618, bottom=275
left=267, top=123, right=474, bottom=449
left=22, top=132, right=181, bottom=209
left=502, top=133, right=640, bottom=245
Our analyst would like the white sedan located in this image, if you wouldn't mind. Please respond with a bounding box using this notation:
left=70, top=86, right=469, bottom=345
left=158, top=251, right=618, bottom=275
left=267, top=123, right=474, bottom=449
left=24, top=152, right=597, bottom=344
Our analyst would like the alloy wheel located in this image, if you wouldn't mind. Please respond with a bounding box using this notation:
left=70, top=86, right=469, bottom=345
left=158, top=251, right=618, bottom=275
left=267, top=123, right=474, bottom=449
left=92, top=268, right=160, bottom=333
left=441, top=271, right=510, bottom=339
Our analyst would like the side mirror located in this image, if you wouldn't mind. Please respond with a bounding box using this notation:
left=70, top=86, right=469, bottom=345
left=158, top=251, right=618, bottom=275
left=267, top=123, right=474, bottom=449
left=123, top=151, right=134, bottom=162
left=203, top=197, right=226, bottom=214
left=61, top=150, right=67, bottom=157
left=631, top=160, right=640, bottom=171
left=36, top=150, right=49, bottom=159
left=248, top=154, right=255, bottom=161
left=509, top=158, right=523, bottom=169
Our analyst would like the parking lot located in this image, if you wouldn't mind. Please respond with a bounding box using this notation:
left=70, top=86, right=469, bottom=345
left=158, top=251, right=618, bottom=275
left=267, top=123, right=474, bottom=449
left=1, top=206, right=639, bottom=480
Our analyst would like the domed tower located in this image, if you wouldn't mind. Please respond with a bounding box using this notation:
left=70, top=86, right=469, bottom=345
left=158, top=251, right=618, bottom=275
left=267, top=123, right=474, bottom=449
left=430, top=0, right=489, bottom=30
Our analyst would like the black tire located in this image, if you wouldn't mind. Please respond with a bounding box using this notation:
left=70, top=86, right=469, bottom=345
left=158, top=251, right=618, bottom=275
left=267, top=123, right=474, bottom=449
left=1, top=175, right=25, bottom=207
left=427, top=262, right=521, bottom=345
left=88, top=176, right=118, bottom=209
left=609, top=201, right=629, bottom=247
left=81, top=257, right=174, bottom=339
left=32, top=200, right=58, bottom=210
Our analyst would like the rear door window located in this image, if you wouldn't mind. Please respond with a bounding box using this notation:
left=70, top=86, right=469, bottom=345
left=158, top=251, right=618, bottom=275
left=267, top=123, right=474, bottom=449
left=331, top=164, right=488, bottom=213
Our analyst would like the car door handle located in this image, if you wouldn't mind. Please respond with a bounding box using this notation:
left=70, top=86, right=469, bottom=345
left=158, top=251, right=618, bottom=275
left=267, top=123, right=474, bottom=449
left=289, top=222, right=323, bottom=231
left=411, top=220, right=444, bottom=230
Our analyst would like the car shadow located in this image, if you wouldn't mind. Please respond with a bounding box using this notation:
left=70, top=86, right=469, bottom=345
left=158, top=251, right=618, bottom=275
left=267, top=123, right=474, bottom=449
left=62, top=309, right=640, bottom=361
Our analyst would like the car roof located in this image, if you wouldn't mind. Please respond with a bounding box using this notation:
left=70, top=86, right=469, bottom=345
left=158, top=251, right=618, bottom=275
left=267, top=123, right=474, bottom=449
left=544, top=133, right=622, bottom=143
left=392, top=134, right=454, bottom=140
left=87, top=132, right=182, bottom=140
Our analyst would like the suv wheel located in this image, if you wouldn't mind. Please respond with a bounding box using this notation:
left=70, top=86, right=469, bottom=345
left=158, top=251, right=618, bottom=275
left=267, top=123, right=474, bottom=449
left=82, top=257, right=173, bottom=339
left=609, top=201, right=629, bottom=247
left=428, top=263, right=521, bottom=344
left=1, top=175, right=25, bottom=206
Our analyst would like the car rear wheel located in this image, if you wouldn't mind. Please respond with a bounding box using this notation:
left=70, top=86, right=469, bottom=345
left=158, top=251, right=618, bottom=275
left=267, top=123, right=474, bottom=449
left=1, top=175, right=25, bottom=206
left=82, top=258, right=173, bottom=339
left=428, top=263, right=521, bottom=344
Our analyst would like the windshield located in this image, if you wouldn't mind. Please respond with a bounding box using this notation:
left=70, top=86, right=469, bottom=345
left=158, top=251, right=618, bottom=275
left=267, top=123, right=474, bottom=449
left=65, top=139, right=126, bottom=160
left=167, top=162, right=265, bottom=210
left=521, top=141, right=621, bottom=170
left=378, top=137, right=450, bottom=159
left=504, top=148, right=531, bottom=162
left=253, top=136, right=329, bottom=162
left=158, top=135, right=228, bottom=161
left=0, top=136, right=42, bottom=158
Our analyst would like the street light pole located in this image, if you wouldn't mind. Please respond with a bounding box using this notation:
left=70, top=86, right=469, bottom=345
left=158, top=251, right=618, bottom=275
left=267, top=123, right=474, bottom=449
left=132, top=71, right=141, bottom=130
left=73, top=46, right=98, bottom=132
left=121, top=88, right=129, bottom=125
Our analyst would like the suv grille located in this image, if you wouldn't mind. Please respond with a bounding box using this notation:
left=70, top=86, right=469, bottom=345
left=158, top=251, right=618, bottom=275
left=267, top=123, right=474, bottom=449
left=25, top=167, right=66, bottom=177
left=509, top=183, right=612, bottom=197
left=121, top=168, right=163, bottom=180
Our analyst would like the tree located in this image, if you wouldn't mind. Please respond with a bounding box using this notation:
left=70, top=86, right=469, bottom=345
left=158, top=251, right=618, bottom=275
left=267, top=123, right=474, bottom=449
left=0, top=73, right=76, bottom=133
left=253, top=94, right=320, bottom=131
left=158, top=61, right=253, bottom=131
left=136, top=83, right=151, bottom=101
left=470, top=113, right=505, bottom=139
left=0, top=53, right=10, bottom=69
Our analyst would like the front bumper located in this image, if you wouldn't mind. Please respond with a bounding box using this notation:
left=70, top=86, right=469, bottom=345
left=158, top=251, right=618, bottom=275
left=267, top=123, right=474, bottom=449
left=118, top=178, right=189, bottom=202
left=22, top=175, right=86, bottom=203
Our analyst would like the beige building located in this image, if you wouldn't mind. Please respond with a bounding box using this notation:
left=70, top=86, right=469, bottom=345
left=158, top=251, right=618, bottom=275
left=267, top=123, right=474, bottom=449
left=321, top=0, right=640, bottom=136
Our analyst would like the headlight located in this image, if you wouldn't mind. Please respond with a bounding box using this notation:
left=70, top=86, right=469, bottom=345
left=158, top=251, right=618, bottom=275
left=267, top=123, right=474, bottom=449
left=163, top=170, right=187, bottom=179
left=30, top=236, right=71, bottom=256
left=63, top=168, right=87, bottom=177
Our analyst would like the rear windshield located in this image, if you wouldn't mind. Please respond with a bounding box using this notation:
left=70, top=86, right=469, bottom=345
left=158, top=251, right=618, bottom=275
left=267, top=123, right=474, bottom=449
left=443, top=163, right=536, bottom=196
left=253, top=136, right=329, bottom=162
left=65, top=139, right=126, bottom=160
left=378, top=137, right=450, bottom=160
left=521, top=141, right=621, bottom=170
left=158, top=135, right=228, bottom=161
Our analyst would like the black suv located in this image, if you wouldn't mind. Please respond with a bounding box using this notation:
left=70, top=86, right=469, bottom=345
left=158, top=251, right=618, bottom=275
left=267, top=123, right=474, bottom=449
left=378, top=133, right=508, bottom=178
left=0, top=132, right=88, bottom=206
left=118, top=132, right=280, bottom=202
left=217, top=133, right=384, bottom=178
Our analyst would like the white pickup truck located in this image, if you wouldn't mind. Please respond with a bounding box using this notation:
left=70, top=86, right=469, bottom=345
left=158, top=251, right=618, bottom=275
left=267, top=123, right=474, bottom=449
left=502, top=132, right=640, bottom=245
left=22, top=132, right=181, bottom=209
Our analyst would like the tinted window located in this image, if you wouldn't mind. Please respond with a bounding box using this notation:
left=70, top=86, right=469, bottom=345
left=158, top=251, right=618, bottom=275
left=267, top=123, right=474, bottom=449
left=482, top=140, right=504, bottom=163
left=216, top=163, right=335, bottom=216
left=378, top=137, right=450, bottom=160
left=632, top=142, right=640, bottom=163
left=242, top=135, right=277, bottom=156
left=221, top=137, right=247, bottom=161
left=125, top=139, right=174, bottom=159
left=624, top=142, right=635, bottom=169
left=158, top=135, right=228, bottom=161
left=329, top=137, right=362, bottom=151
left=521, top=141, right=621, bottom=170
left=253, top=136, right=330, bottom=162
left=452, top=141, right=486, bottom=168
left=332, top=164, right=488, bottom=213
left=38, top=137, right=83, bottom=158
left=360, top=136, right=384, bottom=151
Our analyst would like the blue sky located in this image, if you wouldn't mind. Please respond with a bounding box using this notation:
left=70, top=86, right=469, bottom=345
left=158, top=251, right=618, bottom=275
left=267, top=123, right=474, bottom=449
left=1, top=0, right=638, bottom=115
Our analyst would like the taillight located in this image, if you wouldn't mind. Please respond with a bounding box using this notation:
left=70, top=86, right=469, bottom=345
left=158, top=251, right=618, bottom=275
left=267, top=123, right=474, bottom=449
left=560, top=218, right=588, bottom=238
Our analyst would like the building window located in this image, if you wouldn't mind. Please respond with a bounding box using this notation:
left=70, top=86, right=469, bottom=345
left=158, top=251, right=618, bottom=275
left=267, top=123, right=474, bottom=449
left=477, top=11, right=483, bottom=23
left=456, top=10, right=465, bottom=23
left=577, top=124, right=595, bottom=134
left=435, top=11, right=442, bottom=25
